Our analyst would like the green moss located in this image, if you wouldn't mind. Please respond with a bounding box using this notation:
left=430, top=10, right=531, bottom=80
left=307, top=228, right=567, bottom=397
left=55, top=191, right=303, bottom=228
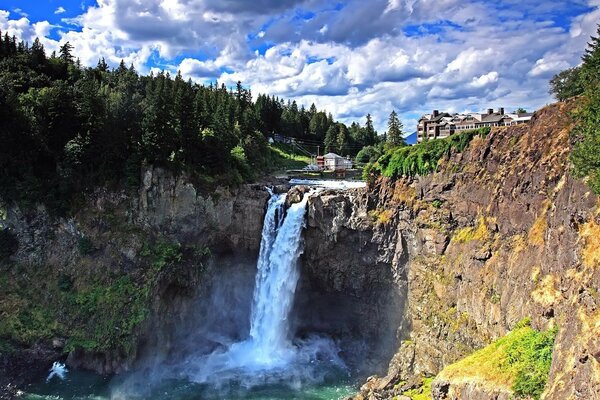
left=452, top=217, right=490, bottom=243
left=69, top=275, right=150, bottom=353
left=438, top=319, right=557, bottom=400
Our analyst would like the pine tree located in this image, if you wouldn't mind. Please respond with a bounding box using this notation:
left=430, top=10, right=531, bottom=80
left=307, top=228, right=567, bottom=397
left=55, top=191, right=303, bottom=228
left=59, top=42, right=74, bottom=64
left=324, top=124, right=338, bottom=153
left=30, top=38, right=46, bottom=68
left=386, top=110, right=405, bottom=146
left=365, top=114, right=376, bottom=145
left=581, top=25, right=600, bottom=88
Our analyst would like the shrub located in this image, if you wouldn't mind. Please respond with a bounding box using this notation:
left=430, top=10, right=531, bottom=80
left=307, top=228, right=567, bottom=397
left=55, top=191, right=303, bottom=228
left=437, top=318, right=557, bottom=400
left=141, top=240, right=182, bottom=271
left=366, top=128, right=490, bottom=180
left=507, top=325, right=557, bottom=399
left=355, top=145, right=382, bottom=164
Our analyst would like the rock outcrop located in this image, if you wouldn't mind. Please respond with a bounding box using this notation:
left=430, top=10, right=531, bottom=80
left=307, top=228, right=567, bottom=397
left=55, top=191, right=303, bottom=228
left=0, top=166, right=270, bottom=390
left=301, top=101, right=599, bottom=399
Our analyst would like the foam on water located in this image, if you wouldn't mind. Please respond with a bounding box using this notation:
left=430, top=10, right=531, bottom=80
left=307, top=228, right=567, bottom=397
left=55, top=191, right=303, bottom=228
left=46, top=362, right=68, bottom=383
left=289, top=179, right=366, bottom=190
left=108, top=189, right=347, bottom=399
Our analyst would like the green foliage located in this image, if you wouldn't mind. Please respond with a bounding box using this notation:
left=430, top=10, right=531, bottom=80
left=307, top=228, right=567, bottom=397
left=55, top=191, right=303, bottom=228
left=0, top=228, right=18, bottom=260
left=431, top=199, right=443, bottom=209
left=141, top=240, right=182, bottom=271
left=268, top=143, right=311, bottom=170
left=386, top=110, right=405, bottom=147
left=438, top=320, right=557, bottom=400
left=367, top=128, right=490, bottom=180
left=507, top=326, right=557, bottom=399
left=571, top=90, right=600, bottom=194
left=355, top=145, right=382, bottom=165
left=549, top=67, right=584, bottom=101
left=0, top=34, right=365, bottom=209
left=546, top=24, right=600, bottom=193
left=70, top=275, right=150, bottom=352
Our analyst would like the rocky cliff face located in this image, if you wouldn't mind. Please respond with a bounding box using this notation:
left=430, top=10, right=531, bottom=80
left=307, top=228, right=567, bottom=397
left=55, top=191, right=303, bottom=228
left=303, top=101, right=599, bottom=399
left=0, top=166, right=270, bottom=389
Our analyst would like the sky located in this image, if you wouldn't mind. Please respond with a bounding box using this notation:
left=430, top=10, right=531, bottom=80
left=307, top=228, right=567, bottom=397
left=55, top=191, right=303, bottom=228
left=1, top=0, right=599, bottom=134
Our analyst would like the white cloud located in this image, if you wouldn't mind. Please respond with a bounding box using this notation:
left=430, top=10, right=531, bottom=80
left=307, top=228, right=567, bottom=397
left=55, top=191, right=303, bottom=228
left=55, top=7, right=66, bottom=15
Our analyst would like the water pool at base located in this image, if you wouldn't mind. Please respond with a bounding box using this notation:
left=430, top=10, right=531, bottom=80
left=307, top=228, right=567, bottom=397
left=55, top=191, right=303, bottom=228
left=23, top=190, right=359, bottom=400
left=24, top=369, right=356, bottom=400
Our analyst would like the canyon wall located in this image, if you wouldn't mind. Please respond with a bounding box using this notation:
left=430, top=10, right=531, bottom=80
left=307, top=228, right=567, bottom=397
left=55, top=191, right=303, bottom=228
left=303, top=101, right=599, bottom=399
left=0, top=166, right=270, bottom=390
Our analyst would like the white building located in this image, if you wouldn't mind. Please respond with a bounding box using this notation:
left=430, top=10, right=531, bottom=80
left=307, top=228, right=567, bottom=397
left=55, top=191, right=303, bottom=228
left=323, top=153, right=353, bottom=171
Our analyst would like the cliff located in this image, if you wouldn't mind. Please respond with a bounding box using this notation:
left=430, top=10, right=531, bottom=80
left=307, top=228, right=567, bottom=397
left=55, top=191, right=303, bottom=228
left=0, top=166, right=270, bottom=390
left=303, top=100, right=599, bottom=399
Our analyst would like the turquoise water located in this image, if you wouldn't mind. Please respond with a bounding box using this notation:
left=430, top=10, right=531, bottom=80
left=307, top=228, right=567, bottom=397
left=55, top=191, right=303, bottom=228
left=24, top=369, right=357, bottom=400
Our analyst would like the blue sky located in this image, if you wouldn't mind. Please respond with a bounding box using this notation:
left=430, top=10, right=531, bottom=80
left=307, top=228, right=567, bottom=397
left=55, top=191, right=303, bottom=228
left=1, top=0, right=599, bottom=133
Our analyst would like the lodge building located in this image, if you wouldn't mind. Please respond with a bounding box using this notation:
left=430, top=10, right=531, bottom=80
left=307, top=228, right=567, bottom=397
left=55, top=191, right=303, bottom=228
left=417, top=108, right=533, bottom=143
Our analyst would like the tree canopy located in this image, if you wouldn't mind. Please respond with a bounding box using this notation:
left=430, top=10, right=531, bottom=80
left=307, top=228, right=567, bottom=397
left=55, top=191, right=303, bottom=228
left=0, top=33, right=380, bottom=212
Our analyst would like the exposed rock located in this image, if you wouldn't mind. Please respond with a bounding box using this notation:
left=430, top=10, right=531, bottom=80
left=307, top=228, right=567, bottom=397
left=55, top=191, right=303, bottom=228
left=431, top=379, right=512, bottom=400
left=285, top=185, right=310, bottom=207
left=0, top=167, right=270, bottom=384
left=304, top=101, right=599, bottom=399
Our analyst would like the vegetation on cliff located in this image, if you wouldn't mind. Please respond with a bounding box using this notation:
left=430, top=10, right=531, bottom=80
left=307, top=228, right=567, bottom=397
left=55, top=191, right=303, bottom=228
left=550, top=24, right=600, bottom=194
left=0, top=231, right=204, bottom=359
left=363, top=127, right=490, bottom=181
left=436, top=319, right=557, bottom=400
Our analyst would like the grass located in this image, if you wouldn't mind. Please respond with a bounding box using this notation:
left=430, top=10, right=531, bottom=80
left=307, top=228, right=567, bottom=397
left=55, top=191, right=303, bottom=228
left=528, top=201, right=550, bottom=246
left=579, top=219, right=600, bottom=268
left=452, top=217, right=490, bottom=243
left=437, top=319, right=557, bottom=400
left=268, top=143, right=311, bottom=171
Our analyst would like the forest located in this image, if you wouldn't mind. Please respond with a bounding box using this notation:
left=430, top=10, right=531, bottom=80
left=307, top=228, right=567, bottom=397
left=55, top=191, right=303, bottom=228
left=0, top=33, right=380, bottom=212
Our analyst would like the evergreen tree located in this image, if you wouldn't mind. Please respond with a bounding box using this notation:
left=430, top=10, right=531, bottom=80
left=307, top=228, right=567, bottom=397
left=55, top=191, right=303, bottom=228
left=365, top=114, right=376, bottom=145
left=324, top=124, right=338, bottom=153
left=386, top=110, right=405, bottom=146
left=59, top=42, right=74, bottom=64
left=571, top=24, right=600, bottom=194
left=30, top=38, right=46, bottom=68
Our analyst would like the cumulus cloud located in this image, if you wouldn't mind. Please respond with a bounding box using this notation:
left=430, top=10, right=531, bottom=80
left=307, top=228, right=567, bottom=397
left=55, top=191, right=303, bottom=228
left=0, top=0, right=599, bottom=133
left=55, top=6, right=66, bottom=15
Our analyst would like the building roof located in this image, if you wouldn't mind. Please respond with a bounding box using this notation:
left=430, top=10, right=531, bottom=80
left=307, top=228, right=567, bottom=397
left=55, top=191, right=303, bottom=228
left=324, top=152, right=345, bottom=159
left=480, top=113, right=505, bottom=123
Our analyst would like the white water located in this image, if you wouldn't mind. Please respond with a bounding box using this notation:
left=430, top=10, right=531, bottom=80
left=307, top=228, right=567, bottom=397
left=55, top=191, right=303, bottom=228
left=160, top=189, right=345, bottom=389
left=109, top=188, right=346, bottom=399
left=46, top=362, right=68, bottom=382
left=289, top=179, right=366, bottom=189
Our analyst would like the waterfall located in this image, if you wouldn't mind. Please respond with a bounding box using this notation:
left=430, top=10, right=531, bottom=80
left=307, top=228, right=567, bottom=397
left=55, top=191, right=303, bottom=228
left=113, top=188, right=345, bottom=397
left=248, top=190, right=309, bottom=364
